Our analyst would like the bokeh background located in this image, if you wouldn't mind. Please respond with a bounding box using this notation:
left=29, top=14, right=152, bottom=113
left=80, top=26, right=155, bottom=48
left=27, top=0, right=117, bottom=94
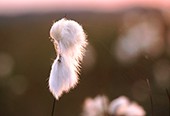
left=0, top=0, right=170, bottom=116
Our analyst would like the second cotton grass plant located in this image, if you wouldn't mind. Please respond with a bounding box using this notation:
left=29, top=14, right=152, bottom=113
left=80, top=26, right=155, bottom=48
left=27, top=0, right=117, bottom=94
left=81, top=95, right=146, bottom=116
left=49, top=18, right=88, bottom=100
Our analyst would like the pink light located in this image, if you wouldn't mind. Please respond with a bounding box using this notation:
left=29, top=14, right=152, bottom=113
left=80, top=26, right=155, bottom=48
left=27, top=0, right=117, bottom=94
left=0, top=0, right=170, bottom=14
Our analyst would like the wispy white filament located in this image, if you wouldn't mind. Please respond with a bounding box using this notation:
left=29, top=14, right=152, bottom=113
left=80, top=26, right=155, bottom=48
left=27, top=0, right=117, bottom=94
left=49, top=18, right=87, bottom=99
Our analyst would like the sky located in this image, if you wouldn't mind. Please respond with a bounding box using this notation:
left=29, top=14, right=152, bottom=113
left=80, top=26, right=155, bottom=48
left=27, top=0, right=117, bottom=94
left=0, top=0, right=170, bottom=15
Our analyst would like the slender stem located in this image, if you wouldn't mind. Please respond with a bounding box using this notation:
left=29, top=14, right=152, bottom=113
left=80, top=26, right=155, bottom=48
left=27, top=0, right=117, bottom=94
left=166, top=88, right=170, bottom=116
left=51, top=97, right=56, bottom=116
left=146, top=78, right=153, bottom=116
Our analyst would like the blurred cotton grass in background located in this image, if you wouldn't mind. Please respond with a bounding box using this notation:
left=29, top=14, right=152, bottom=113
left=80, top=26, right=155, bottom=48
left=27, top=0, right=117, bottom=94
left=113, top=11, right=164, bottom=64
left=82, top=95, right=109, bottom=116
left=82, top=95, right=146, bottom=116
left=108, top=96, right=146, bottom=116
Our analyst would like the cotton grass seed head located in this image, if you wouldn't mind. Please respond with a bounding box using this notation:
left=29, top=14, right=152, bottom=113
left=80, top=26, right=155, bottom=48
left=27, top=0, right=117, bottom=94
left=49, top=18, right=88, bottom=100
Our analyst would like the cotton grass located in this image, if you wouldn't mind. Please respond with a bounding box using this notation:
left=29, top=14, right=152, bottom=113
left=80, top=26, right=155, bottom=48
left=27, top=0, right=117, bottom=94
left=49, top=18, right=88, bottom=99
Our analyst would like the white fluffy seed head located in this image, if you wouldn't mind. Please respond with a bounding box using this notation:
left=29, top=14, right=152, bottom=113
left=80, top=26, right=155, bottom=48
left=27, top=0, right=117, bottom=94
left=49, top=54, right=78, bottom=99
left=50, top=18, right=87, bottom=54
left=49, top=18, right=88, bottom=100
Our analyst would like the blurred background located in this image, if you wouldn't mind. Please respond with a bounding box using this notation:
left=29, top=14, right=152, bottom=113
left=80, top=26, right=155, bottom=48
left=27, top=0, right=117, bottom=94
left=0, top=0, right=170, bottom=116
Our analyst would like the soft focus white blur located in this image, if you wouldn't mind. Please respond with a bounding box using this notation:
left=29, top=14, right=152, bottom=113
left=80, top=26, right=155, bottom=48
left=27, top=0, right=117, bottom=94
left=114, top=11, right=164, bottom=64
left=108, top=96, right=146, bottom=116
left=82, top=95, right=146, bottom=116
left=108, top=96, right=129, bottom=115
left=82, top=95, right=109, bottom=116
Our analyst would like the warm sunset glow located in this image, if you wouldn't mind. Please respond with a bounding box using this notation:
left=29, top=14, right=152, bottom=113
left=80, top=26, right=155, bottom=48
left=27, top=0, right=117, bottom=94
left=0, top=0, right=170, bottom=15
